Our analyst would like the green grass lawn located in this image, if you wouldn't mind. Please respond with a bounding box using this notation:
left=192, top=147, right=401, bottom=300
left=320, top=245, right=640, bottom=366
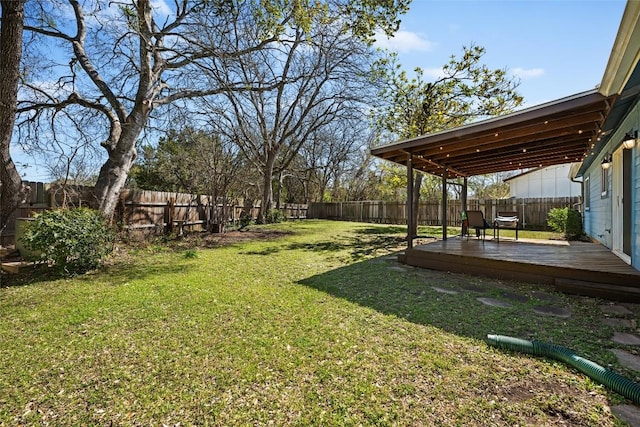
left=0, top=220, right=629, bottom=426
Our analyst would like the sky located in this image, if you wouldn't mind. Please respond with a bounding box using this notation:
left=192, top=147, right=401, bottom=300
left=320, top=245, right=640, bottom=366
left=15, top=0, right=629, bottom=182
left=376, top=0, right=627, bottom=107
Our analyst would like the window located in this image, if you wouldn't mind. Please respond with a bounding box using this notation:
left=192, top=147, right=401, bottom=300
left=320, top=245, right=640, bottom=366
left=601, top=166, right=609, bottom=198
left=584, top=176, right=590, bottom=210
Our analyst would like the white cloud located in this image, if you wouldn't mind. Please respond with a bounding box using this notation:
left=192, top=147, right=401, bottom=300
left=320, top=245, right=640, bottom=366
left=374, top=30, right=435, bottom=53
left=512, top=67, right=545, bottom=79
left=151, top=0, right=174, bottom=20
left=422, top=67, right=447, bottom=80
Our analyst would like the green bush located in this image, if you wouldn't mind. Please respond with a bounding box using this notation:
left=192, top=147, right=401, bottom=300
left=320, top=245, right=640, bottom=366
left=265, top=209, right=286, bottom=224
left=239, top=212, right=252, bottom=229
left=21, top=208, right=114, bottom=274
left=547, top=207, right=582, bottom=240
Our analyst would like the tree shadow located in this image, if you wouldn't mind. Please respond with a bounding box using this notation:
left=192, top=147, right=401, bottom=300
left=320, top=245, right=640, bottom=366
left=0, top=256, right=193, bottom=289
left=354, top=226, right=407, bottom=235
left=297, top=255, right=617, bottom=367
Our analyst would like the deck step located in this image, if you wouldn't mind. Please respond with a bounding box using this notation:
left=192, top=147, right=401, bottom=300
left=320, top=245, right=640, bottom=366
left=397, top=252, right=407, bottom=264
left=555, top=278, right=640, bottom=302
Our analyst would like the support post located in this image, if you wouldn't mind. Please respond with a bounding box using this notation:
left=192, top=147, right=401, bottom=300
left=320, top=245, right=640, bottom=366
left=442, top=172, right=447, bottom=241
left=461, top=177, right=468, bottom=236
left=407, top=154, right=413, bottom=249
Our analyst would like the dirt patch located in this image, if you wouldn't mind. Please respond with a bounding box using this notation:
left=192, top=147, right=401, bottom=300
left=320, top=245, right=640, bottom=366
left=165, top=228, right=292, bottom=249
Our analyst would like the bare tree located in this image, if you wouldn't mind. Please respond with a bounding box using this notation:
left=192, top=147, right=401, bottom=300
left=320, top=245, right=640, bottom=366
left=296, top=119, right=369, bottom=203
left=18, top=0, right=286, bottom=220
left=0, top=0, right=29, bottom=233
left=16, top=0, right=409, bottom=221
left=207, top=8, right=377, bottom=222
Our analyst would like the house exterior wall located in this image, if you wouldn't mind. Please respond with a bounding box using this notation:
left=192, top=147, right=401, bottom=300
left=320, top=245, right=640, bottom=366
left=508, top=164, right=581, bottom=198
left=583, top=100, right=638, bottom=268
left=583, top=166, right=613, bottom=248
left=633, top=133, right=639, bottom=268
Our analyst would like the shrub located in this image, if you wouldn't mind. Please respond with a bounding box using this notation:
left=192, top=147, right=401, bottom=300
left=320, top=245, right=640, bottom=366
left=21, top=208, right=114, bottom=274
left=265, top=209, right=286, bottom=224
left=547, top=207, right=583, bottom=240
left=239, top=212, right=252, bottom=229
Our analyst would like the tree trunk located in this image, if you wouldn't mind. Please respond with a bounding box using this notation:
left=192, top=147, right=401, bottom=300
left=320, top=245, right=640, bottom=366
left=92, top=123, right=143, bottom=221
left=259, top=156, right=275, bottom=223
left=0, top=0, right=27, bottom=233
left=275, top=171, right=283, bottom=210
left=410, top=171, right=423, bottom=238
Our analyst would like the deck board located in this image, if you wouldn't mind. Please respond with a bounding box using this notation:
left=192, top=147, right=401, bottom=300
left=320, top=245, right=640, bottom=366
left=404, top=236, right=640, bottom=301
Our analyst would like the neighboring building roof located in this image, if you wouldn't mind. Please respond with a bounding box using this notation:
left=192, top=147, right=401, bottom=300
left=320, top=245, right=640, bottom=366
left=503, top=166, right=546, bottom=183
left=503, top=163, right=577, bottom=183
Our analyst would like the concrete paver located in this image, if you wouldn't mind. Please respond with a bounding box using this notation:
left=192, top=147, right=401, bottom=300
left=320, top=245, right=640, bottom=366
left=612, top=349, right=640, bottom=372
left=603, top=318, right=637, bottom=329
left=431, top=286, right=459, bottom=295
left=612, top=405, right=640, bottom=427
left=477, top=297, right=512, bottom=308
left=612, top=332, right=640, bottom=346
left=499, top=291, right=529, bottom=303
left=532, top=305, right=571, bottom=318
left=601, top=304, right=634, bottom=315
left=530, top=291, right=562, bottom=302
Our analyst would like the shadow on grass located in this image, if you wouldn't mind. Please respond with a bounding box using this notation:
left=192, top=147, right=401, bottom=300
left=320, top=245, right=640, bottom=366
left=297, top=256, right=615, bottom=365
left=355, top=226, right=407, bottom=235
left=0, top=257, right=193, bottom=289
left=238, top=230, right=407, bottom=261
left=285, top=234, right=406, bottom=262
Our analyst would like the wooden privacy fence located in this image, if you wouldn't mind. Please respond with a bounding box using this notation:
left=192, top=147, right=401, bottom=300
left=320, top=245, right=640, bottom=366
left=119, top=189, right=306, bottom=237
left=0, top=182, right=308, bottom=246
left=307, top=197, right=581, bottom=229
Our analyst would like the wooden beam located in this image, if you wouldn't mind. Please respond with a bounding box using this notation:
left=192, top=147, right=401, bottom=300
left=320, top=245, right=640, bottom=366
left=406, top=153, right=413, bottom=249
left=442, top=171, right=448, bottom=241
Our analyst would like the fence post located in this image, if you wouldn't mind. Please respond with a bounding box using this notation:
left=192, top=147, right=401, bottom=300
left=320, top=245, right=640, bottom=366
left=165, top=198, right=175, bottom=234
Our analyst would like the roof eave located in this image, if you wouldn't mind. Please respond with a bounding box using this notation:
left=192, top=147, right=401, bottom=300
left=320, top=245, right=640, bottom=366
left=370, top=89, right=604, bottom=158
left=599, top=1, right=640, bottom=97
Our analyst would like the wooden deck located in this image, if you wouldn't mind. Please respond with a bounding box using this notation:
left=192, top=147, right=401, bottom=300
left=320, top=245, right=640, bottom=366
left=402, top=236, right=640, bottom=302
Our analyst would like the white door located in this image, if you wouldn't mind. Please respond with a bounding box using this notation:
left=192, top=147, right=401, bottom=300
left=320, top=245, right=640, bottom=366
left=612, top=147, right=631, bottom=264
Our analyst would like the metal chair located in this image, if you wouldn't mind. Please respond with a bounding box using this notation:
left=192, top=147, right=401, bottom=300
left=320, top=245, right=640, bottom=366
left=466, top=210, right=492, bottom=241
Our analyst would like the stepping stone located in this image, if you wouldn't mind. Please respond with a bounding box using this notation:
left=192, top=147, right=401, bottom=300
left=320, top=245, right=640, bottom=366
left=461, top=284, right=485, bottom=293
left=530, top=291, right=561, bottom=302
left=532, top=305, right=571, bottom=318
left=432, top=286, right=459, bottom=295
left=611, top=349, right=640, bottom=372
left=388, top=266, right=408, bottom=273
left=612, top=404, right=640, bottom=427
left=612, top=332, right=640, bottom=346
left=602, top=318, right=637, bottom=329
left=601, top=304, right=633, bottom=315
left=477, top=297, right=512, bottom=308
left=499, top=291, right=529, bottom=303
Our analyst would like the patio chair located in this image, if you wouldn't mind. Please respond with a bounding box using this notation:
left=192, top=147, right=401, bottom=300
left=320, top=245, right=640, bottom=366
left=493, top=211, right=520, bottom=242
left=466, top=210, right=493, bottom=241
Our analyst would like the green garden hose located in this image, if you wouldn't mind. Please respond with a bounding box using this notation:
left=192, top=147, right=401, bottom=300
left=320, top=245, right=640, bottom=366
left=486, top=334, right=640, bottom=404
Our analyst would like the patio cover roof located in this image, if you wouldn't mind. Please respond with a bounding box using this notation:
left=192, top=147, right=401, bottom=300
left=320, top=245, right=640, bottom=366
left=370, top=89, right=616, bottom=178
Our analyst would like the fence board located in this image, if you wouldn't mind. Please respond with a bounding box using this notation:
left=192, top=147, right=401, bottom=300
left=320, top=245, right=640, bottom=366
left=308, top=197, right=580, bottom=229
left=1, top=183, right=309, bottom=246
